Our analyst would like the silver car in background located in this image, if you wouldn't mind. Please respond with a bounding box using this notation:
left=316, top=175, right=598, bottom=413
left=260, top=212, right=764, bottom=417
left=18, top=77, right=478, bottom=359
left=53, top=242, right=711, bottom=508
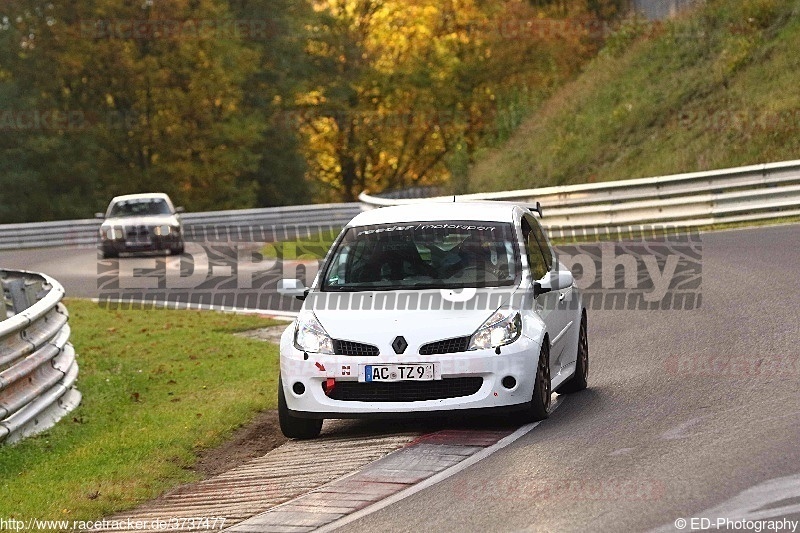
left=96, top=193, right=185, bottom=259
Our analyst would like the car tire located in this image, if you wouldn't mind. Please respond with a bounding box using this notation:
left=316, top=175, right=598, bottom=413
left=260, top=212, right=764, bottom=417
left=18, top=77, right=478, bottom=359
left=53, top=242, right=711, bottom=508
left=527, top=340, right=551, bottom=421
left=171, top=242, right=185, bottom=255
left=278, top=377, right=323, bottom=439
left=556, top=311, right=589, bottom=394
left=101, top=249, right=118, bottom=259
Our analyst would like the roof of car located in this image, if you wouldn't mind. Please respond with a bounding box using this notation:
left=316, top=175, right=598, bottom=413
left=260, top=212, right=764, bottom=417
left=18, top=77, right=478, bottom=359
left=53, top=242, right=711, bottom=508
left=110, top=192, right=172, bottom=203
left=347, top=201, right=523, bottom=226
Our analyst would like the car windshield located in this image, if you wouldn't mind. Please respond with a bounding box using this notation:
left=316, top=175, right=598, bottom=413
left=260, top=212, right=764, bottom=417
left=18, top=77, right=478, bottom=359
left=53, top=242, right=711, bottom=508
left=108, top=199, right=172, bottom=217
left=322, top=221, right=519, bottom=291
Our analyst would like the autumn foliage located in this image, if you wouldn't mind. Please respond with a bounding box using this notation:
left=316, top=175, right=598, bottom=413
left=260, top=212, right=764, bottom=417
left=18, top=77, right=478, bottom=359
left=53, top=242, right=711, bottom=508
left=0, top=0, right=613, bottom=221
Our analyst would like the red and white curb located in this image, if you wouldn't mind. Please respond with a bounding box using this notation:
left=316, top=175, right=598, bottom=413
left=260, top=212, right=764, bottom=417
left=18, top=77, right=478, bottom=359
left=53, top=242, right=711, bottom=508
left=96, top=400, right=561, bottom=533
left=227, top=399, right=561, bottom=533
left=95, top=431, right=419, bottom=533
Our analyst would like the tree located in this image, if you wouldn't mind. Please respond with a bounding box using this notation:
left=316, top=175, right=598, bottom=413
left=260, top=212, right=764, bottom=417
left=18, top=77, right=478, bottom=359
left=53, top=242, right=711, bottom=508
left=228, top=0, right=316, bottom=206
left=0, top=0, right=608, bottom=220
left=298, top=0, right=595, bottom=200
left=0, top=0, right=271, bottom=219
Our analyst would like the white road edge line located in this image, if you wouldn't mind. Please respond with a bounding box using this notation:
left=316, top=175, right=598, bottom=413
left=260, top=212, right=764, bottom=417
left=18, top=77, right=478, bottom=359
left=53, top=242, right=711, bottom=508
left=316, top=397, right=563, bottom=533
left=87, top=297, right=299, bottom=319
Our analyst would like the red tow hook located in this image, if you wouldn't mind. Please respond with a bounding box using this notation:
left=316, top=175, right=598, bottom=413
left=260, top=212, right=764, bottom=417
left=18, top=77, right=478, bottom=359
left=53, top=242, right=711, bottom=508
left=323, top=378, right=336, bottom=396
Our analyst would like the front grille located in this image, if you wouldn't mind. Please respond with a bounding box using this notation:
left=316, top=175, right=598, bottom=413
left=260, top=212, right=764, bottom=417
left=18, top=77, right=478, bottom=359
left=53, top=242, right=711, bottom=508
left=126, top=225, right=150, bottom=240
left=419, top=336, right=471, bottom=355
left=333, top=339, right=380, bottom=356
left=326, top=377, right=483, bottom=402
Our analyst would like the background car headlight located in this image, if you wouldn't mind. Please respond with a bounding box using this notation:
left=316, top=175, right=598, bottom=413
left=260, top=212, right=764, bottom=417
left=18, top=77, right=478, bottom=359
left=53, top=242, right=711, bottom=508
left=468, top=308, right=522, bottom=350
left=100, top=227, right=122, bottom=240
left=293, top=310, right=335, bottom=354
left=155, top=225, right=178, bottom=236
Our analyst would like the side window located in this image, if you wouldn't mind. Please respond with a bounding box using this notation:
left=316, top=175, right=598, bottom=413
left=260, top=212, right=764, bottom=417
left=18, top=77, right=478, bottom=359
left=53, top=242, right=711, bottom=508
left=529, top=218, right=553, bottom=272
left=325, top=243, right=350, bottom=286
left=521, top=218, right=548, bottom=280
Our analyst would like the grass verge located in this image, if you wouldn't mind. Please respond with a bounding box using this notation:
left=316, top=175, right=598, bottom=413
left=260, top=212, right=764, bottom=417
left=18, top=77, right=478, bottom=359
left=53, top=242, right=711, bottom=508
left=469, top=0, right=800, bottom=192
left=261, top=228, right=341, bottom=260
left=0, top=299, right=283, bottom=522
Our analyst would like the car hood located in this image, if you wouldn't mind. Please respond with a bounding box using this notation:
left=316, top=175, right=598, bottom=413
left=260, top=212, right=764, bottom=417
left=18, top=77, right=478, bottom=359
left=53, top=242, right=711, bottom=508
left=100, top=215, right=179, bottom=228
left=308, top=287, right=518, bottom=352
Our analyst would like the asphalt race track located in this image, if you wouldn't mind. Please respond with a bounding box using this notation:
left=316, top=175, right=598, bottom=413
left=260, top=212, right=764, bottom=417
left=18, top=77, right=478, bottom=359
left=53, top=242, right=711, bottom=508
left=1, top=224, right=799, bottom=532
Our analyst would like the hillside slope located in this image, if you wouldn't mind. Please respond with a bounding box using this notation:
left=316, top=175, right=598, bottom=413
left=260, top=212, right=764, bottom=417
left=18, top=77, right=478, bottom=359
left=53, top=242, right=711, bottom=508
left=468, top=0, right=800, bottom=192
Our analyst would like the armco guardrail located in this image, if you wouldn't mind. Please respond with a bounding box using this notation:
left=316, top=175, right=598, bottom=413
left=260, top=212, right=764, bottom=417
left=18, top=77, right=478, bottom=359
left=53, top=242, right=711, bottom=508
left=0, top=203, right=361, bottom=251
left=2, top=160, right=799, bottom=250
left=0, top=270, right=80, bottom=444
left=360, top=160, right=800, bottom=237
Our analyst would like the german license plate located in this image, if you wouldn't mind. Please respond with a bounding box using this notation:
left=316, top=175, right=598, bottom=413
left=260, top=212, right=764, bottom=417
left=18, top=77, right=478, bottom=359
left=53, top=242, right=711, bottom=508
left=361, top=363, right=436, bottom=383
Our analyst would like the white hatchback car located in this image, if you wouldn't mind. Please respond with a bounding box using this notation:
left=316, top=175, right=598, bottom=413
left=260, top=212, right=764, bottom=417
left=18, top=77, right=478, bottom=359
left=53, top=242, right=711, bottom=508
left=277, top=202, right=588, bottom=438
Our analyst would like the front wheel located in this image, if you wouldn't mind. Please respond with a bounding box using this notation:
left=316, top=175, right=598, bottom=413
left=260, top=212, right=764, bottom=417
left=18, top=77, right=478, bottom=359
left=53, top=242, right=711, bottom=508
left=278, top=377, right=323, bottom=439
left=557, top=311, right=588, bottom=394
left=527, top=341, right=551, bottom=421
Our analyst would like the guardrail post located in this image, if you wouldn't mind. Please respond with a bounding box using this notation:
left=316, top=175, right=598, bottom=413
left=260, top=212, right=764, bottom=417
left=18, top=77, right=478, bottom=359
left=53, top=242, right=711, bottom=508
left=24, top=278, right=44, bottom=305
left=5, top=278, right=31, bottom=314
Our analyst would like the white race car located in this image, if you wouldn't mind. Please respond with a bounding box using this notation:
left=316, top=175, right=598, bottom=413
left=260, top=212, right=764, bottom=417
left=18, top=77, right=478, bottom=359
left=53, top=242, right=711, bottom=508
left=277, top=202, right=588, bottom=438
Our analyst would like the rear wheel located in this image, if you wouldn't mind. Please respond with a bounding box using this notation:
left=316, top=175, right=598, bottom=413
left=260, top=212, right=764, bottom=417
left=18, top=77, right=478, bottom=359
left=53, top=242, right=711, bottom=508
left=557, top=311, right=588, bottom=394
left=527, top=341, right=551, bottom=421
left=171, top=241, right=185, bottom=255
left=101, top=248, right=118, bottom=259
left=278, top=377, right=323, bottom=439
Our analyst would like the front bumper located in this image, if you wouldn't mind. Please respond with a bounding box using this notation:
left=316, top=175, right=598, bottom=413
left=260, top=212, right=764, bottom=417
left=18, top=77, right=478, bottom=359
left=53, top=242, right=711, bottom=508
left=100, top=235, right=182, bottom=253
left=279, top=334, right=541, bottom=419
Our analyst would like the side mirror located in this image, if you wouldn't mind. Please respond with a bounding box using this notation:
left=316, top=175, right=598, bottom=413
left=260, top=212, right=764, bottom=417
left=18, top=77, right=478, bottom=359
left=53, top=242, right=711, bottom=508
left=534, top=270, right=574, bottom=297
left=278, top=279, right=309, bottom=301
left=94, top=212, right=105, bottom=219
left=175, top=206, right=185, bottom=214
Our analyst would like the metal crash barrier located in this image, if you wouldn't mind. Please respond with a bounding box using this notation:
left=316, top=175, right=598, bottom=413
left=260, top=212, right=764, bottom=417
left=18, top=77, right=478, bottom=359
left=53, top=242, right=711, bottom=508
left=0, top=269, right=80, bottom=444
left=360, top=159, right=800, bottom=238
left=0, top=203, right=361, bottom=251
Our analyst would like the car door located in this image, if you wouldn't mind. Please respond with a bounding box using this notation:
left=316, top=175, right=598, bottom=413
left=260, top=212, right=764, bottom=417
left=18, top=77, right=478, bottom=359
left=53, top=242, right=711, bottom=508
left=523, top=215, right=571, bottom=369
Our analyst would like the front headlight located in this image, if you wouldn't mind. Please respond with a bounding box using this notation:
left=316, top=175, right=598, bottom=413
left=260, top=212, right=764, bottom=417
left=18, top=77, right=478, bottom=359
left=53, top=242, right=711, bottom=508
left=155, top=225, right=178, bottom=236
left=468, top=308, right=522, bottom=350
left=293, top=310, right=335, bottom=354
left=100, top=227, right=122, bottom=240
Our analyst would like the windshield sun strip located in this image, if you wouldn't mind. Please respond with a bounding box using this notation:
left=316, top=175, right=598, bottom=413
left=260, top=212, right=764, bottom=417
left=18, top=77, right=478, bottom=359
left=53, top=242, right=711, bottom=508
left=319, top=221, right=521, bottom=292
